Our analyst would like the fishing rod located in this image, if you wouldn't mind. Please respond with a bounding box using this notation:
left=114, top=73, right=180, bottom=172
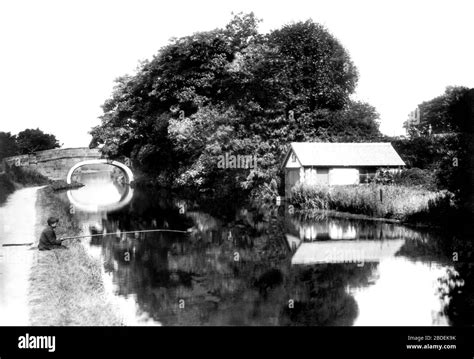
left=2, top=228, right=191, bottom=247
left=59, top=228, right=190, bottom=241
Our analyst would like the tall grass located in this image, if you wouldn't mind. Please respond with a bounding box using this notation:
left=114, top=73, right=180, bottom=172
left=290, top=182, right=445, bottom=220
left=29, top=243, right=124, bottom=326
left=290, top=183, right=330, bottom=211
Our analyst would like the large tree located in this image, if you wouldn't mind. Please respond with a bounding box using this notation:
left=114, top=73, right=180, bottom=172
left=393, top=87, right=474, bottom=214
left=90, top=13, right=380, bottom=199
left=16, top=128, right=60, bottom=154
left=0, top=132, right=19, bottom=160
left=405, top=86, right=470, bottom=136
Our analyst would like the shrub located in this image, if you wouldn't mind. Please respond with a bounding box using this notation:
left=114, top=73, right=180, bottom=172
left=405, top=191, right=460, bottom=226
left=368, top=168, right=395, bottom=185
left=393, top=168, right=437, bottom=190
left=0, top=164, right=50, bottom=204
left=0, top=173, right=15, bottom=204
left=5, top=163, right=49, bottom=185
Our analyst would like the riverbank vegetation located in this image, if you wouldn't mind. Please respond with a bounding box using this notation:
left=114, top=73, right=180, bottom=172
left=390, top=87, right=473, bottom=229
left=0, top=173, right=15, bottom=204
left=29, top=186, right=123, bottom=325
left=88, top=12, right=473, bottom=228
left=0, top=164, right=49, bottom=204
left=0, top=128, right=60, bottom=158
left=89, top=13, right=382, bottom=204
left=0, top=127, right=60, bottom=203
left=289, top=85, right=473, bottom=228
left=29, top=243, right=123, bottom=326
left=290, top=182, right=446, bottom=221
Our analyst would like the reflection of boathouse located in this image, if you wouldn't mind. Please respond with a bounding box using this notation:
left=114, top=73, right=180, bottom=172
left=289, top=239, right=405, bottom=265
left=294, top=221, right=357, bottom=241
left=284, top=217, right=416, bottom=265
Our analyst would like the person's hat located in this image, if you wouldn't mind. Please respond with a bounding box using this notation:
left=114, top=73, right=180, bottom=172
left=47, top=216, right=59, bottom=225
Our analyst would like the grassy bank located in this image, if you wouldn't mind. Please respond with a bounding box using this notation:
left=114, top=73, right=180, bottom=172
left=0, top=173, right=16, bottom=203
left=290, top=183, right=449, bottom=221
left=29, top=244, right=123, bottom=325
left=0, top=165, right=49, bottom=204
left=29, top=186, right=123, bottom=325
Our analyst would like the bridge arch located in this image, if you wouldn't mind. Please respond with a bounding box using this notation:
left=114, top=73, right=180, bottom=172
left=66, top=159, right=134, bottom=184
left=66, top=186, right=134, bottom=212
left=66, top=159, right=134, bottom=212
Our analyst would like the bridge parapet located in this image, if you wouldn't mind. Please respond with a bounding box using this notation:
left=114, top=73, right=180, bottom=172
left=2, top=147, right=103, bottom=180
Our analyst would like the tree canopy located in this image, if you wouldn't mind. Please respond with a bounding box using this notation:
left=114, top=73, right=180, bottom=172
left=0, top=132, right=19, bottom=160
left=90, top=13, right=381, bottom=200
left=404, top=86, right=471, bottom=136
left=0, top=129, right=60, bottom=160
left=16, top=128, right=60, bottom=154
left=393, top=87, right=473, bottom=213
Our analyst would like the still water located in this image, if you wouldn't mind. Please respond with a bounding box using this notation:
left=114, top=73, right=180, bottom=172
left=56, top=165, right=471, bottom=326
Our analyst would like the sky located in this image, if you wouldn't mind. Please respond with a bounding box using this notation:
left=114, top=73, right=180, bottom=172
left=0, top=0, right=473, bottom=147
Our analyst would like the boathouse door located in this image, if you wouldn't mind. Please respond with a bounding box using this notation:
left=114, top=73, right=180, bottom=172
left=285, top=168, right=300, bottom=197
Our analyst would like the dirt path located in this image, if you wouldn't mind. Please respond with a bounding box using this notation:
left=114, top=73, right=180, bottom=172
left=0, top=186, right=42, bottom=325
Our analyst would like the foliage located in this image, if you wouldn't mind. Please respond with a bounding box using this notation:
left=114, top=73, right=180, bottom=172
left=0, top=173, right=15, bottom=204
left=0, top=164, right=50, bottom=204
left=404, top=191, right=459, bottom=226
left=392, top=168, right=437, bottom=190
left=368, top=168, right=395, bottom=185
left=16, top=128, right=60, bottom=154
left=0, top=132, right=19, bottom=160
left=391, top=136, right=440, bottom=169
left=90, top=13, right=381, bottom=200
left=290, top=183, right=330, bottom=210
left=0, top=129, right=60, bottom=159
left=405, top=86, right=471, bottom=136
left=290, top=183, right=444, bottom=220
left=393, top=87, right=473, bottom=208
left=4, top=163, right=50, bottom=186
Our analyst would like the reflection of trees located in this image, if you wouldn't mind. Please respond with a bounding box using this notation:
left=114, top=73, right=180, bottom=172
left=60, top=183, right=474, bottom=326
left=395, top=231, right=452, bottom=263
left=396, top=228, right=474, bottom=325
left=97, top=222, right=291, bottom=325
left=279, top=263, right=376, bottom=326
left=52, top=179, right=474, bottom=326
left=439, top=262, right=474, bottom=326
left=435, top=233, right=474, bottom=326
left=92, top=193, right=377, bottom=325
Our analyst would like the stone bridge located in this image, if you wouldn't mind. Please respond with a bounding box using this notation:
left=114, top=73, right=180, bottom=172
left=1, top=147, right=127, bottom=181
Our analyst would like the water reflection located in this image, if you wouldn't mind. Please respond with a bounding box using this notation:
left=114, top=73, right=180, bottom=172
left=351, top=258, right=450, bottom=326
left=68, top=164, right=133, bottom=212
left=290, top=239, right=405, bottom=265
left=57, top=174, right=473, bottom=326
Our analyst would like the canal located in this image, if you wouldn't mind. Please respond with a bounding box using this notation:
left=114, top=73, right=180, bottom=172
left=1, top=163, right=471, bottom=326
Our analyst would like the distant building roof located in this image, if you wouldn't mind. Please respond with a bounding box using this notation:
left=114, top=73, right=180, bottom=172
left=283, top=142, right=406, bottom=167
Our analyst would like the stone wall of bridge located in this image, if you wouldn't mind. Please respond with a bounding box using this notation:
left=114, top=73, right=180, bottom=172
left=2, top=148, right=103, bottom=180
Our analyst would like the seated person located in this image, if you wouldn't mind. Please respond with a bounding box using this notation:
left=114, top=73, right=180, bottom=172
left=38, top=216, right=64, bottom=250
